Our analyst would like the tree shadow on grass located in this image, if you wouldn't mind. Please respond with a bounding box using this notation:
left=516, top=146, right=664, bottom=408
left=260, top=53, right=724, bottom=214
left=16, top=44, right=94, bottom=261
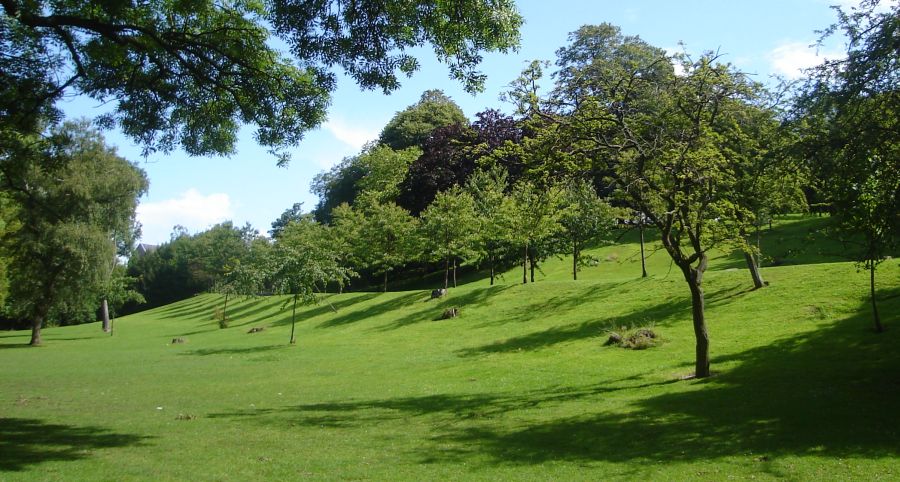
left=207, top=374, right=674, bottom=428
left=456, top=294, right=692, bottom=357
left=181, top=345, right=289, bottom=357
left=156, top=296, right=221, bottom=321
left=313, top=292, right=426, bottom=329
left=0, top=418, right=150, bottom=472
left=376, top=285, right=517, bottom=331
left=211, top=288, right=898, bottom=471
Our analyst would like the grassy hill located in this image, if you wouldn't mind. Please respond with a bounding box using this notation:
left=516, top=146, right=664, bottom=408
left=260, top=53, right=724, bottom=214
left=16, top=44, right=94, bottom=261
left=1, top=216, right=898, bottom=480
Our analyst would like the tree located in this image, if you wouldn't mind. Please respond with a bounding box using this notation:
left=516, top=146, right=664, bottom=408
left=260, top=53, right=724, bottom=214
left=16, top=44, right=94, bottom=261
left=420, top=186, right=478, bottom=289
left=1, top=0, right=521, bottom=162
left=722, top=99, right=806, bottom=289
left=266, top=219, right=353, bottom=344
left=397, top=123, right=476, bottom=215
left=549, top=24, right=762, bottom=378
left=333, top=196, right=420, bottom=292
left=502, top=180, right=562, bottom=284
left=397, top=109, right=525, bottom=216
left=311, top=144, right=421, bottom=221
left=99, top=264, right=145, bottom=334
left=270, top=203, right=306, bottom=238
left=379, top=90, right=468, bottom=150
left=558, top=178, right=617, bottom=280
left=215, top=237, right=273, bottom=324
left=466, top=166, right=513, bottom=285
left=0, top=120, right=147, bottom=345
left=794, top=0, right=899, bottom=331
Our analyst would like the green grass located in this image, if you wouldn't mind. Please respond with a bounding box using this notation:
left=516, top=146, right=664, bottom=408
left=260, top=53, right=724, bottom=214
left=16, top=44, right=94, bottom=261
left=1, top=216, right=899, bottom=480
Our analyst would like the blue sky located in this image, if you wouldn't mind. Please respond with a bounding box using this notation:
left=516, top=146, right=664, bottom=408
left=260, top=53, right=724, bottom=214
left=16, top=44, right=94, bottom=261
left=61, top=0, right=872, bottom=245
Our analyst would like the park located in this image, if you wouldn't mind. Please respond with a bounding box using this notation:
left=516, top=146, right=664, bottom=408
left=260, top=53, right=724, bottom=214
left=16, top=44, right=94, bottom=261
left=1, top=0, right=898, bottom=480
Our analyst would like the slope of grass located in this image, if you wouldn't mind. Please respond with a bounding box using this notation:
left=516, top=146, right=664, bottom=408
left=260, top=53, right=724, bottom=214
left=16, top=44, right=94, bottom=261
left=1, top=216, right=898, bottom=480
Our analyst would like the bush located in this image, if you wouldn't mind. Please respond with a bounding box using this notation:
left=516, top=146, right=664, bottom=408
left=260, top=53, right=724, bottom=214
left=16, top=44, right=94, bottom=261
left=605, top=328, right=660, bottom=350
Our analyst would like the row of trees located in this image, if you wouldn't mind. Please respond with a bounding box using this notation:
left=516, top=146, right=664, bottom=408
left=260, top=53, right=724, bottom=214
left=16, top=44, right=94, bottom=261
left=0, top=0, right=523, bottom=343
left=281, top=6, right=897, bottom=377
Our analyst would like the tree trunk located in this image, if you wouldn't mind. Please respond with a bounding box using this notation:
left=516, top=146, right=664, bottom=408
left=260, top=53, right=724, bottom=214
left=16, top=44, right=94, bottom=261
left=681, top=255, right=710, bottom=378
left=870, top=259, right=883, bottom=333
left=639, top=219, right=648, bottom=278
left=529, top=248, right=535, bottom=283
left=30, top=315, right=44, bottom=346
left=744, top=252, right=766, bottom=289
left=573, top=240, right=578, bottom=281
left=522, top=243, right=528, bottom=284
left=452, top=258, right=457, bottom=288
left=101, top=298, right=110, bottom=332
left=489, top=253, right=495, bottom=286
left=444, top=256, right=450, bottom=290
left=289, top=296, right=298, bottom=345
left=755, top=222, right=762, bottom=266
left=383, top=271, right=388, bottom=293
left=223, top=293, right=229, bottom=324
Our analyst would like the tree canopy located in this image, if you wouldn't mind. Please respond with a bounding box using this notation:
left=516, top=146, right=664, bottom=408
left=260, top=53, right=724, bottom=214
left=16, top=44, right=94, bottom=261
left=0, top=121, right=147, bottom=344
left=1, top=0, right=522, bottom=162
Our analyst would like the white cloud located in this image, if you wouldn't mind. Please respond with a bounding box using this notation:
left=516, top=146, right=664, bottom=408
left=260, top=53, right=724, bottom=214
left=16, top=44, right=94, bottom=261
left=136, top=189, right=233, bottom=244
left=767, top=42, right=840, bottom=79
left=323, top=116, right=379, bottom=151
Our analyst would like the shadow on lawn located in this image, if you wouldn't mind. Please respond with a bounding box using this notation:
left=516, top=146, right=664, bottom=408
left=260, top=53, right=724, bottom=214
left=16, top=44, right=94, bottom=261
left=376, top=284, right=517, bottom=331
left=210, top=288, right=900, bottom=469
left=455, top=279, right=759, bottom=357
left=182, top=345, right=288, bottom=357
left=0, top=418, right=149, bottom=472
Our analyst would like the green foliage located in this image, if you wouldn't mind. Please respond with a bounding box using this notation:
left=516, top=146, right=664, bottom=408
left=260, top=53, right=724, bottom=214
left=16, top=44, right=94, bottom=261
left=793, top=0, right=899, bottom=329
left=420, top=186, right=478, bottom=287
left=501, top=180, right=563, bottom=282
left=128, top=221, right=257, bottom=309
left=0, top=120, right=147, bottom=340
left=465, top=166, right=514, bottom=281
left=558, top=178, right=618, bottom=278
left=354, top=144, right=422, bottom=203
left=379, top=90, right=468, bottom=150
left=269, top=203, right=305, bottom=239
left=311, top=144, right=421, bottom=221
left=1, top=232, right=897, bottom=479
left=332, top=196, right=420, bottom=291
left=1, top=0, right=521, bottom=161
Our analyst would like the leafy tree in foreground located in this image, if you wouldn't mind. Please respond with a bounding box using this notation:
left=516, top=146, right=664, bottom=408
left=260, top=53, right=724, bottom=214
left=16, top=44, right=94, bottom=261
left=2, top=0, right=521, bottom=162
left=794, top=0, right=899, bottom=331
left=0, top=121, right=147, bottom=345
left=550, top=24, right=762, bottom=377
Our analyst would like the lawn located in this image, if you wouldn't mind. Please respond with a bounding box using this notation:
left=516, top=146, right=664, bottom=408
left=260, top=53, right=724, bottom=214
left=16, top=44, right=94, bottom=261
left=1, top=216, right=898, bottom=480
